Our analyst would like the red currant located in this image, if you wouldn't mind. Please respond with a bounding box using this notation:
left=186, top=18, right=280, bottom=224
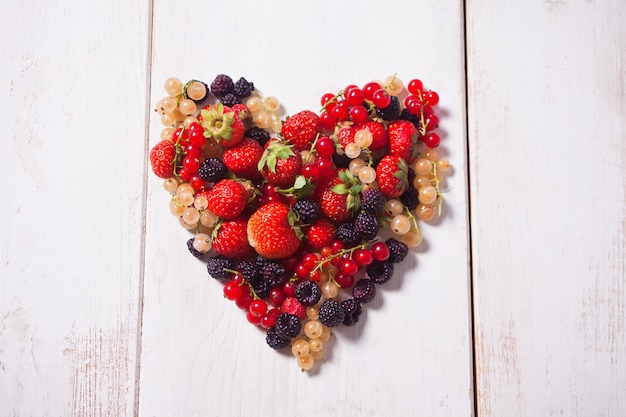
left=249, top=299, right=268, bottom=317
left=235, top=289, right=254, bottom=310
left=302, top=253, right=319, bottom=269
left=246, top=310, right=262, bottom=325
left=424, top=90, right=439, bottom=106
left=268, top=288, right=286, bottom=307
left=362, top=81, right=382, bottom=101
left=320, top=111, right=338, bottom=131
left=282, top=280, right=298, bottom=297
left=334, top=273, right=354, bottom=288
left=340, top=259, right=359, bottom=276
left=407, top=79, right=424, bottom=95
left=346, top=88, right=365, bottom=106
left=316, top=157, right=334, bottom=177
left=189, top=175, right=205, bottom=191
left=371, top=242, right=390, bottom=261
left=183, top=156, right=201, bottom=173
left=302, top=164, right=321, bottom=182
left=372, top=89, right=391, bottom=109
left=331, top=101, right=349, bottom=121
left=315, top=136, right=336, bottom=158
left=260, top=308, right=280, bottom=328
left=178, top=168, right=191, bottom=182
left=354, top=248, right=373, bottom=266
left=331, top=240, right=345, bottom=253
left=223, top=281, right=242, bottom=300
left=422, top=132, right=441, bottom=148
left=320, top=92, right=336, bottom=108
left=349, top=105, right=369, bottom=124
left=184, top=144, right=202, bottom=159
left=424, top=114, right=439, bottom=131
left=188, top=129, right=206, bottom=148
left=296, top=263, right=311, bottom=279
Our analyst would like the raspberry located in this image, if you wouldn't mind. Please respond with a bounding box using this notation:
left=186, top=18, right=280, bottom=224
left=274, top=313, right=302, bottom=339
left=266, top=327, right=290, bottom=349
left=220, top=92, right=240, bottom=107
left=233, top=77, right=255, bottom=98
left=318, top=300, right=345, bottom=328
left=210, top=74, right=234, bottom=98
left=198, top=158, right=226, bottom=183
left=207, top=255, right=234, bottom=280
left=293, top=200, right=321, bottom=224
left=281, top=296, right=306, bottom=319
left=336, top=222, right=360, bottom=246
left=341, top=298, right=362, bottom=326
left=366, top=260, right=394, bottom=284
left=354, top=212, right=379, bottom=240
left=246, top=127, right=271, bottom=148
left=386, top=238, right=409, bottom=263
left=352, top=278, right=377, bottom=303
left=295, top=280, right=322, bottom=306
left=375, top=95, right=401, bottom=121
left=262, top=261, right=289, bottom=288
left=400, top=186, right=419, bottom=211
left=187, top=237, right=203, bottom=258
left=361, top=188, right=386, bottom=215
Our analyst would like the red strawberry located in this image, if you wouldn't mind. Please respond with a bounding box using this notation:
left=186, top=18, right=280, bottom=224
left=376, top=155, right=409, bottom=198
left=247, top=202, right=302, bottom=259
left=222, top=137, right=264, bottom=180
left=212, top=217, right=254, bottom=260
left=336, top=125, right=357, bottom=149
left=207, top=179, right=248, bottom=219
left=387, top=120, right=419, bottom=163
left=281, top=110, right=322, bottom=151
left=258, top=140, right=302, bottom=188
left=359, top=121, right=388, bottom=151
left=320, top=169, right=361, bottom=223
left=149, top=140, right=177, bottom=179
left=281, top=296, right=306, bottom=319
left=199, top=102, right=245, bottom=148
left=304, top=217, right=337, bottom=250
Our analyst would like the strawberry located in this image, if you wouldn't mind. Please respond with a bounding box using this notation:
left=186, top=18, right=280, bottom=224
left=376, top=155, right=409, bottom=198
left=212, top=217, right=254, bottom=260
left=336, top=125, right=357, bottom=149
left=387, top=120, right=419, bottom=163
left=281, top=110, right=322, bottom=151
left=320, top=169, right=361, bottom=223
left=222, top=137, right=263, bottom=180
left=207, top=179, right=248, bottom=219
left=199, top=102, right=245, bottom=148
left=149, top=140, right=177, bottom=179
left=247, top=202, right=302, bottom=259
left=258, top=140, right=302, bottom=188
left=304, top=217, right=337, bottom=250
left=359, top=121, right=388, bottom=151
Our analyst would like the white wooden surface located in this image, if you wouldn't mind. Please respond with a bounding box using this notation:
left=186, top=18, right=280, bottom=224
left=1, top=0, right=624, bottom=416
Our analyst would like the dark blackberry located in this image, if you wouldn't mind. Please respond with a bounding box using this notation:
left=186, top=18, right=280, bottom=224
left=354, top=212, right=379, bottom=240
left=198, top=158, right=226, bottom=183
left=246, top=126, right=271, bottom=148
left=274, top=313, right=302, bottom=339
left=400, top=186, right=419, bottom=211
left=332, top=152, right=352, bottom=169
left=207, top=255, right=234, bottom=280
left=386, top=238, right=409, bottom=264
left=220, top=92, right=240, bottom=107
left=210, top=74, right=234, bottom=98
left=255, top=253, right=269, bottom=270
left=293, top=200, right=321, bottom=224
left=366, top=260, right=394, bottom=284
left=336, top=221, right=360, bottom=246
left=295, top=280, right=322, bottom=306
left=237, top=259, right=260, bottom=285
left=398, top=108, right=420, bottom=127
left=233, top=77, right=255, bottom=98
left=341, top=298, right=363, bottom=326
left=262, top=261, right=289, bottom=288
left=375, top=96, right=401, bottom=121
left=266, top=327, right=290, bottom=349
left=318, top=300, right=345, bottom=328
left=361, top=188, right=386, bottom=215
left=187, top=238, right=203, bottom=258
left=253, top=279, right=271, bottom=299
left=352, top=278, right=377, bottom=303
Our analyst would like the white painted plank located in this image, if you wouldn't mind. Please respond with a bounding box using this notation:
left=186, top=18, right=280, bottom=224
left=0, top=1, right=150, bottom=415
left=140, top=0, right=473, bottom=416
left=467, top=0, right=626, bottom=415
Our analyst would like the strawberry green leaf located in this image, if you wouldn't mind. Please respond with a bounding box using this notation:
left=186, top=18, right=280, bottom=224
left=293, top=175, right=307, bottom=190
left=331, top=184, right=348, bottom=195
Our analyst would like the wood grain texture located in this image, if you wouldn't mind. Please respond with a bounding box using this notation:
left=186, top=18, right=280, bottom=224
left=466, top=0, right=626, bottom=415
left=0, top=1, right=151, bottom=415
left=139, top=1, right=473, bottom=416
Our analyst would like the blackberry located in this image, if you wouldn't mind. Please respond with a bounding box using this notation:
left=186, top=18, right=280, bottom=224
left=274, top=313, right=302, bottom=339
left=220, top=92, right=240, bottom=107
left=198, top=158, right=226, bottom=183
left=255, top=253, right=269, bottom=270
left=366, top=260, right=394, bottom=284
left=341, top=298, right=363, bottom=326
left=354, top=212, right=379, bottom=240
left=207, top=255, right=234, bottom=280
left=336, top=221, right=360, bottom=246
left=400, top=186, right=419, bottom=211
left=266, top=327, right=290, bottom=349
left=318, top=300, right=345, bottom=328
left=186, top=238, right=203, bottom=258
left=361, top=188, right=386, bottom=215
left=375, top=96, right=401, bottom=121
left=210, top=74, right=234, bottom=98
left=386, top=238, right=409, bottom=264
left=252, top=279, right=271, bottom=299
left=233, top=77, right=255, bottom=98
left=332, top=152, right=352, bottom=169
left=295, top=280, right=322, bottom=306
left=398, top=108, right=420, bottom=128
left=293, top=200, right=321, bottom=224
left=246, top=126, right=271, bottom=148
left=262, top=261, right=289, bottom=288
left=352, top=278, right=377, bottom=303
left=237, top=259, right=260, bottom=285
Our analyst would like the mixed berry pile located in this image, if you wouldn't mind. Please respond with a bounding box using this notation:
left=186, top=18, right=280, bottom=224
left=150, top=73, right=450, bottom=372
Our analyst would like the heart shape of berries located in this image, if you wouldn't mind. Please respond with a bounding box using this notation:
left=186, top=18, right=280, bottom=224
left=150, top=74, right=450, bottom=372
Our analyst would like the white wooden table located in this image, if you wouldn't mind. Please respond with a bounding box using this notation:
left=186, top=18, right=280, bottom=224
left=1, top=1, right=624, bottom=416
